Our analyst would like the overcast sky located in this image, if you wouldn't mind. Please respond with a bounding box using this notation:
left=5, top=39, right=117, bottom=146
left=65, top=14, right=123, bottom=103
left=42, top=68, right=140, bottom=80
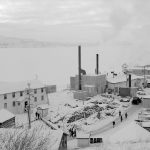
left=0, top=0, right=150, bottom=86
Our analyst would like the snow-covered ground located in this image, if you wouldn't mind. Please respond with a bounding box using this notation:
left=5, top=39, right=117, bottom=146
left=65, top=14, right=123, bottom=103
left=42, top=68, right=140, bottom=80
left=15, top=90, right=132, bottom=133
left=13, top=88, right=150, bottom=150
left=74, top=142, right=150, bottom=150
left=46, top=91, right=132, bottom=133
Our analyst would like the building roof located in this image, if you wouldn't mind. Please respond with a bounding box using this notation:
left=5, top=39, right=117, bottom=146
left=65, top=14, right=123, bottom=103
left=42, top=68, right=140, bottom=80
left=0, top=80, right=45, bottom=95
left=76, top=132, right=90, bottom=139
left=107, top=74, right=144, bottom=84
left=32, top=121, right=65, bottom=150
left=75, top=74, right=106, bottom=77
left=49, top=129, right=64, bottom=150
left=0, top=109, right=15, bottom=123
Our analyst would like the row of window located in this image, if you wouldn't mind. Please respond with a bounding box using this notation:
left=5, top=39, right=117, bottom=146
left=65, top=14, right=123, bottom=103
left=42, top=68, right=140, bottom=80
left=3, top=88, right=44, bottom=100
left=34, top=96, right=44, bottom=102
left=4, top=95, right=45, bottom=108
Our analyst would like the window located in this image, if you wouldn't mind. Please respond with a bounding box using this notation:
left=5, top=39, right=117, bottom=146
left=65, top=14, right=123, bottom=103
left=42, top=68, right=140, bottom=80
left=41, top=88, right=44, bottom=93
left=34, top=89, right=37, bottom=94
left=4, top=103, right=7, bottom=108
left=41, top=95, right=44, bottom=101
left=34, top=97, right=37, bottom=102
left=12, top=101, right=15, bottom=107
left=4, top=94, right=7, bottom=100
left=12, top=92, right=15, bottom=98
left=20, top=91, right=23, bottom=96
left=18, top=102, right=20, bottom=106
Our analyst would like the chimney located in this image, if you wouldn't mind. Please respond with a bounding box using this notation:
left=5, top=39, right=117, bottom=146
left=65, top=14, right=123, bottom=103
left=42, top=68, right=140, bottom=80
left=96, top=54, right=99, bottom=74
left=129, top=74, right=131, bottom=87
left=78, top=45, right=82, bottom=90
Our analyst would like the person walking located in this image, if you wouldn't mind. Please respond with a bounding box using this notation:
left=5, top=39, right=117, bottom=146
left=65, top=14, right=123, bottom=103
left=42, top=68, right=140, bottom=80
left=35, top=112, right=38, bottom=120
left=119, top=110, right=121, bottom=117
left=71, top=128, right=73, bottom=137
left=69, top=128, right=72, bottom=137
left=125, top=112, right=128, bottom=119
left=120, top=115, right=123, bottom=122
left=73, top=128, right=76, bottom=137
left=113, top=121, right=115, bottom=128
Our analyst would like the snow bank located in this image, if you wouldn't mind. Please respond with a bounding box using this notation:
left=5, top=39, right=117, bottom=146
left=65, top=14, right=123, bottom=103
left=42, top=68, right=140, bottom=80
left=109, top=121, right=150, bottom=143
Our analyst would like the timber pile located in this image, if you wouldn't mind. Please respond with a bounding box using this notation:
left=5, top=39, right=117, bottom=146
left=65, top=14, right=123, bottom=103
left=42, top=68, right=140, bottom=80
left=67, top=105, right=104, bottom=123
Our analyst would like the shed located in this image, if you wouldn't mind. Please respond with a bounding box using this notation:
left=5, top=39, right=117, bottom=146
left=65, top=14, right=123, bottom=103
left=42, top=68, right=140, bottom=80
left=142, top=95, right=150, bottom=108
left=0, top=109, right=15, bottom=128
left=76, top=132, right=90, bottom=148
left=37, top=104, right=49, bottom=118
left=119, top=87, right=138, bottom=97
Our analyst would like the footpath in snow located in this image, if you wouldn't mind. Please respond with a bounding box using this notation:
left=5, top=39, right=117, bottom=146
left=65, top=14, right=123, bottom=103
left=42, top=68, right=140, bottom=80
left=91, top=104, right=142, bottom=140
left=67, top=104, right=142, bottom=149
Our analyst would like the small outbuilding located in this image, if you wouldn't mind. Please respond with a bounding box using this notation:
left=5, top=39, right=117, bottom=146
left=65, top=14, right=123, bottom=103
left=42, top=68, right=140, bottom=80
left=76, top=132, right=90, bottom=148
left=0, top=109, right=15, bottom=128
left=37, top=104, right=49, bottom=118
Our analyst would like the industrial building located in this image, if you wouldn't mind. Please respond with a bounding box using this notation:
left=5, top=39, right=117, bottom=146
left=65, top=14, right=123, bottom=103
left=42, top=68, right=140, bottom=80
left=70, top=74, right=107, bottom=97
left=0, top=80, right=49, bottom=114
left=71, top=46, right=107, bottom=99
left=122, top=64, right=150, bottom=76
left=107, top=74, right=144, bottom=94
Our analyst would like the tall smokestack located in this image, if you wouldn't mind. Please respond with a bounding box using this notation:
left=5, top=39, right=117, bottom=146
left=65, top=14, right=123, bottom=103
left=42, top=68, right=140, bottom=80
left=129, top=74, right=131, bottom=87
left=78, top=45, right=82, bottom=90
left=96, top=54, right=99, bottom=74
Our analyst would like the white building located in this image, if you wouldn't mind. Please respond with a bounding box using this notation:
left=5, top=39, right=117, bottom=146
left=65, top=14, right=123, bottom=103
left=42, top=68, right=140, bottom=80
left=76, top=132, right=90, bottom=148
left=0, top=80, right=49, bottom=114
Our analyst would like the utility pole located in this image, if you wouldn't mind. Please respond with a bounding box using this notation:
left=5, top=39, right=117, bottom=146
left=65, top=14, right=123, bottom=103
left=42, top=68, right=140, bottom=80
left=144, top=66, right=146, bottom=87
left=27, top=83, right=31, bottom=129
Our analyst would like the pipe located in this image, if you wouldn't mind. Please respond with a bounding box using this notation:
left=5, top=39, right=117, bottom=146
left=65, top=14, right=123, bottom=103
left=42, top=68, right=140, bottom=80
left=129, top=74, right=131, bottom=87
left=96, top=54, right=99, bottom=74
left=78, top=45, right=82, bottom=90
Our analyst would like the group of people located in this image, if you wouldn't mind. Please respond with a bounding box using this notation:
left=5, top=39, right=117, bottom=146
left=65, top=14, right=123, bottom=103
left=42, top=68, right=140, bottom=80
left=113, top=111, right=128, bottom=128
left=35, top=111, right=41, bottom=120
left=69, top=127, right=76, bottom=137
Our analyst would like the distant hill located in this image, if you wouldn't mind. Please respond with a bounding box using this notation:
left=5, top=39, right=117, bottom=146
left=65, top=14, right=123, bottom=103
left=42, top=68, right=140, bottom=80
left=0, top=35, right=99, bottom=48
